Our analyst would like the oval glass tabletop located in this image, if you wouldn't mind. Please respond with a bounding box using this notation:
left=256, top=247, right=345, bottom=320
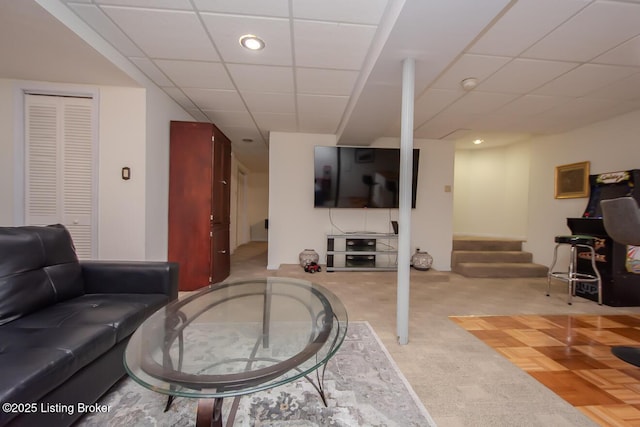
left=124, top=277, right=348, bottom=399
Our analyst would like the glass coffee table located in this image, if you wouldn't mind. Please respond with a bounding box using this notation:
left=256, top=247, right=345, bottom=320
left=124, top=277, right=348, bottom=426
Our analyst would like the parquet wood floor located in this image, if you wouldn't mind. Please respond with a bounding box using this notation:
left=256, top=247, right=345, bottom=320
left=451, top=314, right=640, bottom=427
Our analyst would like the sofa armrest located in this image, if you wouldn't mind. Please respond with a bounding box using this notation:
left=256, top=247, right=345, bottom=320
left=80, top=261, right=179, bottom=301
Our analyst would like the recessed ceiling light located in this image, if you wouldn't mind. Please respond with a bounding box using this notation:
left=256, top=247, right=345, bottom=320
left=473, top=139, right=484, bottom=145
left=239, top=34, right=265, bottom=51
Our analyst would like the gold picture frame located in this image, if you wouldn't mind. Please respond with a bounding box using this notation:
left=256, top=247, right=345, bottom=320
left=555, top=161, right=590, bottom=199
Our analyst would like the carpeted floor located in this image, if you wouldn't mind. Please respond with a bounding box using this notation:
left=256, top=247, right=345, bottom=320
left=77, top=322, right=435, bottom=427
left=115, top=241, right=640, bottom=426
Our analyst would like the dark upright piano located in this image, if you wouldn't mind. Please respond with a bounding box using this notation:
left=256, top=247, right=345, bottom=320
left=567, top=169, right=640, bottom=306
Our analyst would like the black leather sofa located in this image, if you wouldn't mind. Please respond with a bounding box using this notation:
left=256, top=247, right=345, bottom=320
left=0, top=224, right=178, bottom=427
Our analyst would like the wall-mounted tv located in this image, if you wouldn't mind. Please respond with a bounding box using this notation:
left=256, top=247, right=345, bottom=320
left=314, top=146, right=420, bottom=208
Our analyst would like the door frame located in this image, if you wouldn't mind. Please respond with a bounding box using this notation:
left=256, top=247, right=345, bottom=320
left=236, top=166, right=250, bottom=246
left=13, top=81, right=100, bottom=257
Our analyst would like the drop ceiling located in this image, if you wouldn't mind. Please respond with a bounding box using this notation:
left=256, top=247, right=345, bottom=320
left=3, top=0, right=640, bottom=172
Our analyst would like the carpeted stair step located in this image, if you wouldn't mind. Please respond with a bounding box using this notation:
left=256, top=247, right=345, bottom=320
left=451, top=250, right=532, bottom=267
left=453, top=262, right=548, bottom=278
left=452, top=239, right=522, bottom=252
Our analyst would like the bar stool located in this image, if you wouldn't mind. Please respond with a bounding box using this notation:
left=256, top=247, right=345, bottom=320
left=546, top=235, right=602, bottom=305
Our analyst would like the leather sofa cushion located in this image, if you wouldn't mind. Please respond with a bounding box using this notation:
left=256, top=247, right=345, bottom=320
left=0, top=225, right=84, bottom=325
left=0, top=324, right=115, bottom=406
left=9, top=293, right=169, bottom=342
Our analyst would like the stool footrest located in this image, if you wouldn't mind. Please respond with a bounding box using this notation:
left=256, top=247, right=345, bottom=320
left=547, top=235, right=603, bottom=305
left=549, top=272, right=600, bottom=282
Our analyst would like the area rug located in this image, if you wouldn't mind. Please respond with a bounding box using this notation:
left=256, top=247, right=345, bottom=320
left=78, top=321, right=435, bottom=426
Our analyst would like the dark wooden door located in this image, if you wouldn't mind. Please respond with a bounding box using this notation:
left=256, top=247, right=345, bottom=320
left=169, top=121, right=232, bottom=290
left=210, top=128, right=231, bottom=282
left=212, top=128, right=231, bottom=225
left=211, top=224, right=230, bottom=283
left=168, top=121, right=216, bottom=291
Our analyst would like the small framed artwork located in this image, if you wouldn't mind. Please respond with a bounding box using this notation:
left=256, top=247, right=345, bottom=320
left=354, top=148, right=374, bottom=163
left=555, top=161, right=590, bottom=199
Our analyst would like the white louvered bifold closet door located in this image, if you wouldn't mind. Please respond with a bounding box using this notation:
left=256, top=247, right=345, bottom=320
left=25, top=94, right=94, bottom=259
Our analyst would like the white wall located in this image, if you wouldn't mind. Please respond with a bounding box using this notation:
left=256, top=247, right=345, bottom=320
left=98, top=87, right=147, bottom=259
left=143, top=87, right=194, bottom=260
left=0, top=79, right=14, bottom=225
left=248, top=172, right=269, bottom=242
left=454, top=142, right=530, bottom=239
left=526, top=109, right=640, bottom=266
left=0, top=78, right=193, bottom=261
left=268, top=132, right=455, bottom=271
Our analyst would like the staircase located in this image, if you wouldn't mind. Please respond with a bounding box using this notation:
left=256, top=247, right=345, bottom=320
left=451, top=238, right=548, bottom=278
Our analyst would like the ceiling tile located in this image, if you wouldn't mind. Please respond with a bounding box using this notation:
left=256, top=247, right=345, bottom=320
left=130, top=57, right=173, bottom=86
left=293, top=20, right=377, bottom=70
left=297, top=94, right=349, bottom=117
left=154, top=59, right=233, bottom=89
left=467, top=113, right=543, bottom=133
left=594, top=35, right=640, bottom=67
left=253, top=112, right=298, bottom=132
left=523, top=1, right=640, bottom=62
left=185, top=108, right=209, bottom=122
left=162, top=87, right=196, bottom=109
left=227, top=64, right=294, bottom=93
left=478, top=59, right=578, bottom=94
left=539, top=96, right=621, bottom=123
left=297, top=114, right=342, bottom=133
left=469, top=0, right=590, bottom=56
left=533, top=63, right=639, bottom=97
left=292, top=0, right=388, bottom=25
left=101, top=6, right=219, bottom=60
left=297, top=94, right=349, bottom=132
left=414, top=89, right=464, bottom=125
left=201, top=14, right=292, bottom=65
left=414, top=111, right=475, bottom=140
left=492, top=94, right=572, bottom=117
left=242, top=92, right=295, bottom=114
left=431, top=54, right=511, bottom=90
left=193, top=0, right=289, bottom=17
left=587, top=73, right=640, bottom=101
left=202, top=110, right=253, bottom=128
left=95, top=0, right=192, bottom=9
left=296, top=68, right=358, bottom=95
left=443, top=91, right=519, bottom=116
left=182, top=88, right=246, bottom=111
left=68, top=3, right=144, bottom=56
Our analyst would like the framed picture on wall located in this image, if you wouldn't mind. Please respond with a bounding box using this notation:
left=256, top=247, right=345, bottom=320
left=555, top=161, right=590, bottom=199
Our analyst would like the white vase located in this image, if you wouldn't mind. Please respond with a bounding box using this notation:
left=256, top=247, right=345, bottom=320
left=412, top=249, right=433, bottom=271
left=299, top=249, right=319, bottom=267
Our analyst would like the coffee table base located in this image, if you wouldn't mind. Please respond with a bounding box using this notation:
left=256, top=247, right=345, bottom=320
left=196, top=398, right=223, bottom=427
left=166, top=366, right=330, bottom=426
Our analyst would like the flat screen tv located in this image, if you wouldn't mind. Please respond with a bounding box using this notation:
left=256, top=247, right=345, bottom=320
left=314, top=146, right=420, bottom=208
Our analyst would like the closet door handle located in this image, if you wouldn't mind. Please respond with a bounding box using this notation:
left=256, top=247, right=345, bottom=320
left=220, top=180, right=228, bottom=185
left=218, top=250, right=227, bottom=254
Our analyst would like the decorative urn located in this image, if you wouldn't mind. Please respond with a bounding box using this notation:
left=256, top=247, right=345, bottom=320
left=299, top=249, right=320, bottom=267
left=411, top=249, right=433, bottom=271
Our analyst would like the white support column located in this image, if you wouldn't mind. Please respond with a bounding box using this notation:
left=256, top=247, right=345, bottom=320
left=397, top=57, right=415, bottom=345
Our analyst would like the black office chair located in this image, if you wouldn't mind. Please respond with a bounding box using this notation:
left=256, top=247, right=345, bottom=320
left=600, top=196, right=640, bottom=366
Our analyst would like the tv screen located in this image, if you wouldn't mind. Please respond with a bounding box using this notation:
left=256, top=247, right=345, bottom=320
left=314, top=146, right=420, bottom=208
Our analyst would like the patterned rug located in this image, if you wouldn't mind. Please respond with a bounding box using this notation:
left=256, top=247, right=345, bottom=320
left=78, top=322, right=435, bottom=426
